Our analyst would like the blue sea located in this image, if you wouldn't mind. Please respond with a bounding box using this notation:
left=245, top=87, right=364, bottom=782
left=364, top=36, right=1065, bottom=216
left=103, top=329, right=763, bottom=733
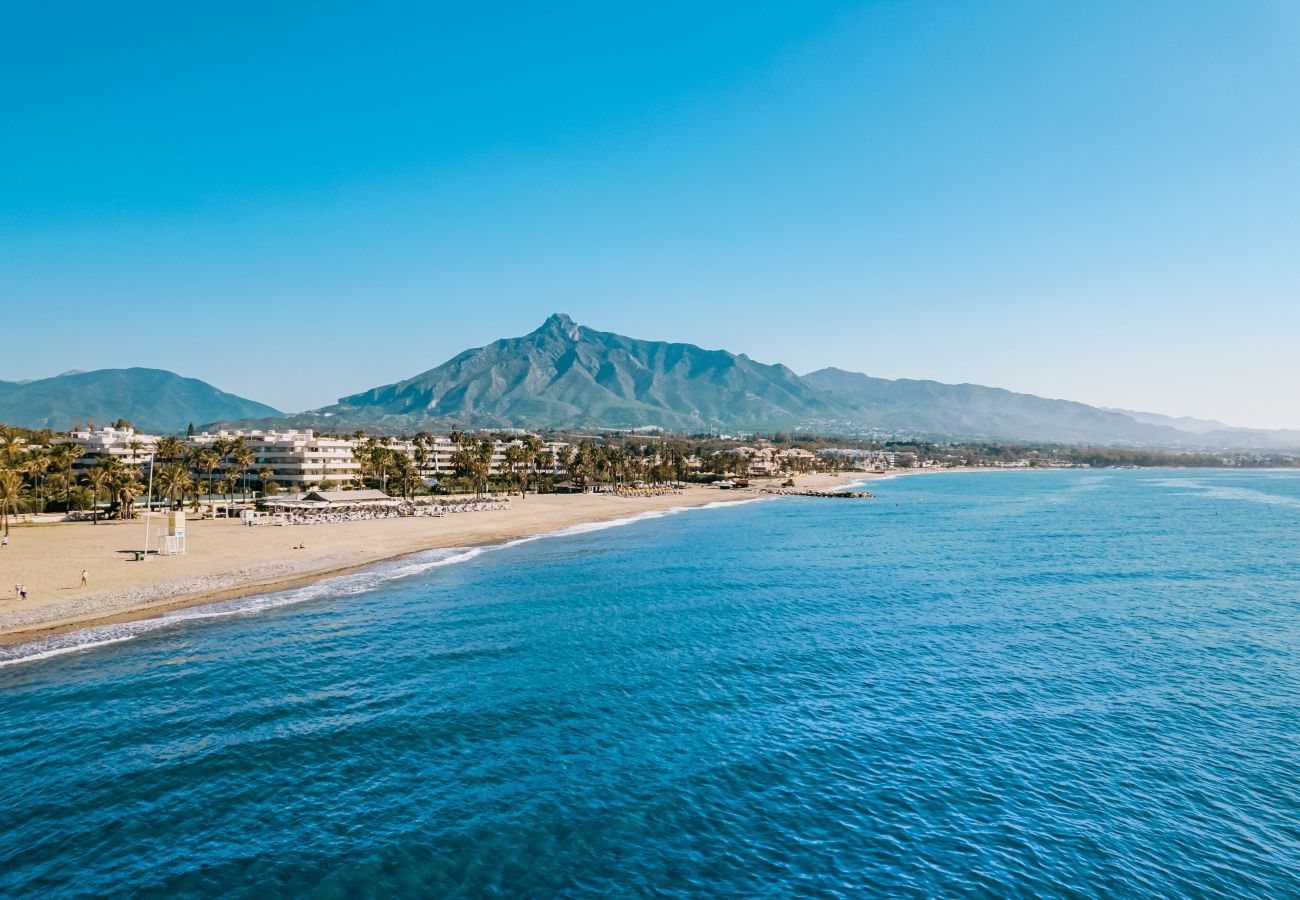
left=2, top=470, right=1299, bottom=898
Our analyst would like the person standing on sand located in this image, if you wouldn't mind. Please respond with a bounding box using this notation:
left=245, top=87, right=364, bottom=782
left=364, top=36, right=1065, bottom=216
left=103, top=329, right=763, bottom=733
left=80, top=569, right=88, bottom=589
left=2, top=534, right=8, bottom=548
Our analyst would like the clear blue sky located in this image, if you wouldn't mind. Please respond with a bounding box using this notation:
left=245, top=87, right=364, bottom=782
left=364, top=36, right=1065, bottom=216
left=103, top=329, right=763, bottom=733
left=3, top=1, right=1298, bottom=427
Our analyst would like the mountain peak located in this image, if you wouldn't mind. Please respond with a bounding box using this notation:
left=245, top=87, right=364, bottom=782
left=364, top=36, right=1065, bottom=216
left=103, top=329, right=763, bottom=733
left=532, top=313, right=581, bottom=340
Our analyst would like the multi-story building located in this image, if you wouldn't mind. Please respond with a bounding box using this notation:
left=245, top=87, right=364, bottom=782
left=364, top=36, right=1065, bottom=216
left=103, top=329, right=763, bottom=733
left=184, top=431, right=571, bottom=490
left=188, top=430, right=362, bottom=488
left=68, top=427, right=158, bottom=471
left=387, top=436, right=459, bottom=478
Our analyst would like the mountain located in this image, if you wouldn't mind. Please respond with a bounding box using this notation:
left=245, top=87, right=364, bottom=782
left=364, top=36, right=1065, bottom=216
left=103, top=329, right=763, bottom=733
left=196, top=315, right=1299, bottom=449
left=1103, top=408, right=1300, bottom=449
left=1104, top=408, right=1236, bottom=435
left=801, top=367, right=1191, bottom=444
left=321, top=314, right=852, bottom=432
left=0, top=368, right=282, bottom=434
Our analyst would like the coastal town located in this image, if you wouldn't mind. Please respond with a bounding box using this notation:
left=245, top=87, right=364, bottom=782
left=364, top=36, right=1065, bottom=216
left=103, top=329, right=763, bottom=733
left=5, top=421, right=1292, bottom=535
left=2, top=417, right=1292, bottom=644
left=0, top=420, right=885, bottom=642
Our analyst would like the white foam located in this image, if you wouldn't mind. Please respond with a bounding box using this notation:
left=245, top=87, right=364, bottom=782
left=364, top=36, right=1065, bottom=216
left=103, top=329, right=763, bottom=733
left=0, top=636, right=136, bottom=668
left=0, top=496, right=764, bottom=668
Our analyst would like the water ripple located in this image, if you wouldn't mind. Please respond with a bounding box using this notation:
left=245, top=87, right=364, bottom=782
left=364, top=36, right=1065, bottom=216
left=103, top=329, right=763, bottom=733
left=1, top=471, right=1299, bottom=897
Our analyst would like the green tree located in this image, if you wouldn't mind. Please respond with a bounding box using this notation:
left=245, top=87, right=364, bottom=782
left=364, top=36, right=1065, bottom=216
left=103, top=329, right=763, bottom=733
left=83, top=467, right=112, bottom=525
left=116, top=474, right=143, bottom=519
left=503, top=444, right=527, bottom=496
left=193, top=449, right=221, bottom=509
left=156, top=463, right=192, bottom=510
left=54, top=443, right=83, bottom=511
left=96, top=457, right=126, bottom=517
left=232, top=444, right=255, bottom=499
left=154, top=436, right=185, bottom=463
left=0, top=468, right=25, bottom=535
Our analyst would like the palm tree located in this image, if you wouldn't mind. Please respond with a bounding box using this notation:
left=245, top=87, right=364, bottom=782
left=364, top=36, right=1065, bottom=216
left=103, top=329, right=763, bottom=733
left=571, top=442, right=595, bottom=488
left=503, top=444, right=527, bottom=497
left=393, top=455, right=422, bottom=500
left=451, top=439, right=494, bottom=497
left=0, top=468, right=24, bottom=536
left=521, top=435, right=544, bottom=494
left=116, top=474, right=143, bottom=519
left=536, top=449, right=555, bottom=490
left=54, top=443, right=83, bottom=511
left=222, top=471, right=239, bottom=507
left=83, top=467, right=112, bottom=525
left=232, top=445, right=255, bottom=500
left=412, top=433, right=431, bottom=478
left=18, top=454, right=50, bottom=513
left=355, top=439, right=376, bottom=486
left=154, top=436, right=184, bottom=463
left=193, top=449, right=220, bottom=511
left=96, top=457, right=126, bottom=517
left=156, top=463, right=191, bottom=510
left=43, top=471, right=70, bottom=510
left=556, top=445, right=576, bottom=484
left=0, top=431, right=27, bottom=465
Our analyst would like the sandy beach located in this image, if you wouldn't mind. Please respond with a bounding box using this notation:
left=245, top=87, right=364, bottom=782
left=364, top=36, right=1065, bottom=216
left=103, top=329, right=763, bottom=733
left=0, top=473, right=870, bottom=644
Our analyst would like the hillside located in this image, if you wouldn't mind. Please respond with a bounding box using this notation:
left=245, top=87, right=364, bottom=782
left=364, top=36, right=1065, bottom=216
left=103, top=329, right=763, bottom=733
left=324, top=314, right=854, bottom=432
left=800, top=367, right=1188, bottom=444
left=193, top=316, right=1298, bottom=449
left=0, top=368, right=282, bottom=434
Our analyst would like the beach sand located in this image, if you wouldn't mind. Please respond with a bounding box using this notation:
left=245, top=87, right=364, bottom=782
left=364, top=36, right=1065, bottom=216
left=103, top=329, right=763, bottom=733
left=0, top=473, right=870, bottom=643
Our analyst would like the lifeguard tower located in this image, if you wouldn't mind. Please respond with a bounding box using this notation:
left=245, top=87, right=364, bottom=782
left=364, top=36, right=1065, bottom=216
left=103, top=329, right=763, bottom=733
left=159, top=509, right=187, bottom=556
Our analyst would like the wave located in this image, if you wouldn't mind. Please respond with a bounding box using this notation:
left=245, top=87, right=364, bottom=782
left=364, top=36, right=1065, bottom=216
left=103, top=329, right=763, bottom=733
left=0, top=498, right=764, bottom=669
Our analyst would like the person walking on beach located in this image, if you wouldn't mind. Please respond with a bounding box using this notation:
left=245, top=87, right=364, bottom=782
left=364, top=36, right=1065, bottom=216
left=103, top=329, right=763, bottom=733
left=80, top=569, right=88, bottom=589
left=19, top=585, right=26, bottom=601
left=2, top=534, right=8, bottom=548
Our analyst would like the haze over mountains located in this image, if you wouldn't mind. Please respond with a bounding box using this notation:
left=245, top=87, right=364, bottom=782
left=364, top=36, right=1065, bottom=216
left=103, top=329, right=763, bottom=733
left=2, top=316, right=1296, bottom=450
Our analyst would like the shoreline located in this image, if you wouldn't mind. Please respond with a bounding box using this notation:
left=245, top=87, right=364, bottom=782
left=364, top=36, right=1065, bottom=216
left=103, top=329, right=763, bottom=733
left=0, top=472, right=877, bottom=648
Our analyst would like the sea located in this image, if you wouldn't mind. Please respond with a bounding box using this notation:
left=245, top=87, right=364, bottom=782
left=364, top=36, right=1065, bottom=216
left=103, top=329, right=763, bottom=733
left=1, top=469, right=1298, bottom=898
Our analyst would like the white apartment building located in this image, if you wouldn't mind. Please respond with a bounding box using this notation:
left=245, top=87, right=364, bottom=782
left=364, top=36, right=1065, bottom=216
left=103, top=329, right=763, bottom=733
left=184, top=431, right=570, bottom=489
left=387, top=436, right=459, bottom=478
left=392, top=436, right=570, bottom=478
left=69, top=427, right=158, bottom=470
left=188, top=430, right=362, bottom=488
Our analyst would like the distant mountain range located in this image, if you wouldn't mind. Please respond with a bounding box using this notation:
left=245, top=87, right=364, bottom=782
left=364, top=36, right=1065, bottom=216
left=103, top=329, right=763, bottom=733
left=0, top=368, right=282, bottom=434
left=1101, top=408, right=1300, bottom=450
left=3, top=318, right=1296, bottom=450
left=802, top=368, right=1187, bottom=445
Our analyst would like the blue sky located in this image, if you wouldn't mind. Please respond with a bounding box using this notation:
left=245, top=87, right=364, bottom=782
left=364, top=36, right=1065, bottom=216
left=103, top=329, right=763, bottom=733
left=3, top=1, right=1298, bottom=427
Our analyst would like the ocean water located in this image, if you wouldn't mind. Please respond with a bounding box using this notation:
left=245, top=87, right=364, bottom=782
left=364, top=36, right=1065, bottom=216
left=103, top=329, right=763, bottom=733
left=2, top=470, right=1299, bottom=898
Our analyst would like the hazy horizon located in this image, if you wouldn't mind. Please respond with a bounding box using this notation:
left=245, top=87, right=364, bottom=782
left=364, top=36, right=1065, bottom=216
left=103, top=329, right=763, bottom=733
left=3, top=3, right=1298, bottom=428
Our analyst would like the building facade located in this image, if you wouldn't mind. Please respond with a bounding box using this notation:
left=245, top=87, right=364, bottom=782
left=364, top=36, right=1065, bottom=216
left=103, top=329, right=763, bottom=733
left=186, top=430, right=569, bottom=489
left=188, top=430, right=362, bottom=488
left=68, top=427, right=158, bottom=471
